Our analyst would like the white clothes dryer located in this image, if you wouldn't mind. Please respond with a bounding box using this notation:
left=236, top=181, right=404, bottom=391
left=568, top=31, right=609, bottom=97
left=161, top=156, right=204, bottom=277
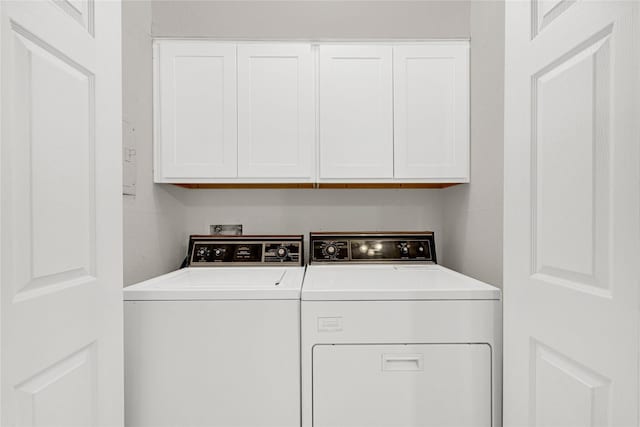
left=301, top=232, right=502, bottom=427
left=124, top=235, right=304, bottom=427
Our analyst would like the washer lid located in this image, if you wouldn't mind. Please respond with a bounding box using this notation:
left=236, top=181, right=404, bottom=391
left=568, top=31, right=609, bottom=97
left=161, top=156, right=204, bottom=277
left=123, top=267, right=305, bottom=301
left=301, top=264, right=500, bottom=301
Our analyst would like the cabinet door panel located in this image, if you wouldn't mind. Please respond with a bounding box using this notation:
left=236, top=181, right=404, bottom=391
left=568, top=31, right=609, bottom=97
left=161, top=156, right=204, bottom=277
left=237, top=44, right=314, bottom=178
left=319, top=45, right=393, bottom=179
left=155, top=41, right=237, bottom=180
left=394, top=44, right=469, bottom=180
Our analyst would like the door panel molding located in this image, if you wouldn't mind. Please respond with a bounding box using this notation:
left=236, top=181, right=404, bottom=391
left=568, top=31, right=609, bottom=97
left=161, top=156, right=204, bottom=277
left=14, top=343, right=96, bottom=427
left=530, top=25, right=613, bottom=295
left=9, top=22, right=97, bottom=301
left=531, top=0, right=577, bottom=39
left=529, top=339, right=610, bottom=427
left=51, top=0, right=94, bottom=36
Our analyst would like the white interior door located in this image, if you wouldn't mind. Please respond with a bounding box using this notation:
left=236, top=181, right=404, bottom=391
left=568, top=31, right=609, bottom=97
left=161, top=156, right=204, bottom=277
left=504, top=1, right=639, bottom=426
left=319, top=45, right=393, bottom=179
left=1, top=1, right=123, bottom=426
left=237, top=44, right=314, bottom=179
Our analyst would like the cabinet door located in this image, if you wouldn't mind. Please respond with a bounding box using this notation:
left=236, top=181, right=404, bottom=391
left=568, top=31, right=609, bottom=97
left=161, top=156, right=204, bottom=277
left=319, top=45, right=393, bottom=179
left=237, top=44, right=314, bottom=179
left=155, top=41, right=237, bottom=180
left=393, top=44, right=469, bottom=180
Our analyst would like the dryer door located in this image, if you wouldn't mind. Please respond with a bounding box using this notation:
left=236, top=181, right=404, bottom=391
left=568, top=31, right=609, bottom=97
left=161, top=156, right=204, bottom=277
left=312, top=343, right=491, bottom=427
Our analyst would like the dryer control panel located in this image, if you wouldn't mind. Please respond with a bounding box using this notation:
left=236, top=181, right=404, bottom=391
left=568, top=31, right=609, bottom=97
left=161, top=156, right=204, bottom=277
left=188, top=235, right=303, bottom=266
left=310, top=232, right=436, bottom=264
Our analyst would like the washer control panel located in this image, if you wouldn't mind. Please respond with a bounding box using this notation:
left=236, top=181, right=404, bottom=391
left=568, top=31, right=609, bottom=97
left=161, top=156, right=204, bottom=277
left=310, top=232, right=436, bottom=264
left=188, top=235, right=303, bottom=266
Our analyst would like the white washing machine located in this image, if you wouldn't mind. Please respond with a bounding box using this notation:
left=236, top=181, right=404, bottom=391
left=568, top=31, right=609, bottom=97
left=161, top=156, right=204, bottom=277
left=124, top=235, right=305, bottom=427
left=301, top=232, right=502, bottom=427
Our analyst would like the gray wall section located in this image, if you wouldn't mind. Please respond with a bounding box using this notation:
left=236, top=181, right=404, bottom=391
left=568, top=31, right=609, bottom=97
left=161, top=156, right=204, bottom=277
left=121, top=0, right=504, bottom=286
left=151, top=1, right=470, bottom=39
left=442, top=0, right=505, bottom=287
left=122, top=0, right=187, bottom=285
left=179, top=189, right=446, bottom=264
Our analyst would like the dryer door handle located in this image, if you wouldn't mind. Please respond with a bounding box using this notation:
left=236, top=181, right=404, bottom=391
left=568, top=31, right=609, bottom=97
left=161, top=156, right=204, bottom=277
left=381, top=354, right=424, bottom=371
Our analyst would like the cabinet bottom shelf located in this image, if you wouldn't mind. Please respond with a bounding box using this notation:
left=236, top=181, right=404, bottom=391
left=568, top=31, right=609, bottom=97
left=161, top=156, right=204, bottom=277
left=172, top=183, right=463, bottom=189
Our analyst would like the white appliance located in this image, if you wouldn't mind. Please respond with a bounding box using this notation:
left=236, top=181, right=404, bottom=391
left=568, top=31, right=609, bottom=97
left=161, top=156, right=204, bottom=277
left=124, top=235, right=305, bottom=427
left=301, top=232, right=502, bottom=427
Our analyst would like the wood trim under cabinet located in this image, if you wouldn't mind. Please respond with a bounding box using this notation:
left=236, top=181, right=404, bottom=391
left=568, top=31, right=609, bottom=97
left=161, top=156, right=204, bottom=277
left=172, top=182, right=462, bottom=189
left=317, top=183, right=460, bottom=189
left=173, top=183, right=315, bottom=189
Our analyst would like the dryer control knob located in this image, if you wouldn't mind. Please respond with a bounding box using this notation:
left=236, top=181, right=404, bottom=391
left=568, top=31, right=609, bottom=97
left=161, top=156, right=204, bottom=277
left=214, top=249, right=222, bottom=257
left=196, top=247, right=209, bottom=258
left=325, top=245, right=337, bottom=256
left=276, top=247, right=288, bottom=258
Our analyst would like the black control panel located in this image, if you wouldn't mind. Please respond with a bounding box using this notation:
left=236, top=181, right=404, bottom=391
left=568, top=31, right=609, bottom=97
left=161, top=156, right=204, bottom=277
left=187, top=235, right=303, bottom=266
left=310, top=232, right=436, bottom=264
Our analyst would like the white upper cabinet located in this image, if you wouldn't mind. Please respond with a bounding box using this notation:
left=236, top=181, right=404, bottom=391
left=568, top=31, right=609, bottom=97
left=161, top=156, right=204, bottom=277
left=155, top=41, right=237, bottom=180
left=318, top=45, right=393, bottom=179
left=237, top=44, right=314, bottom=178
left=153, top=40, right=470, bottom=185
left=393, top=43, right=469, bottom=180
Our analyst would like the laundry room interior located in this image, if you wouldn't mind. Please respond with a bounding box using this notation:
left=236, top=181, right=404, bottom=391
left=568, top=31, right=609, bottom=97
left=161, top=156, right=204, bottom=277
left=119, top=3, right=508, bottom=423
left=1, top=1, right=638, bottom=426
left=122, top=0, right=504, bottom=287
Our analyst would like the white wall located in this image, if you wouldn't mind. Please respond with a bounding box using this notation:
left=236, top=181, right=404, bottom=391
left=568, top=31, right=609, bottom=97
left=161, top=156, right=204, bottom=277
left=441, top=0, right=504, bottom=286
left=180, top=189, right=445, bottom=262
left=122, top=0, right=187, bottom=285
left=151, top=0, right=470, bottom=39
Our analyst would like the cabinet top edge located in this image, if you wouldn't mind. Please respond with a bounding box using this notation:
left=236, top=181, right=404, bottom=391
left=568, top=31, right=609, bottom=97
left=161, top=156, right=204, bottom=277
left=151, top=38, right=471, bottom=45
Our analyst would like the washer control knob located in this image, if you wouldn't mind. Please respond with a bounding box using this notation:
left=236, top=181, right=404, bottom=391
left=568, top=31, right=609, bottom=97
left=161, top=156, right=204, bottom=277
left=400, top=245, right=409, bottom=255
left=325, top=244, right=337, bottom=256
left=276, top=247, right=288, bottom=258
left=214, top=248, right=222, bottom=257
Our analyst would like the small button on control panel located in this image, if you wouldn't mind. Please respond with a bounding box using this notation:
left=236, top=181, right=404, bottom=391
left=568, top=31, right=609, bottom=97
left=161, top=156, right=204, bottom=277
left=188, top=235, right=303, bottom=267
left=310, top=232, right=436, bottom=264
